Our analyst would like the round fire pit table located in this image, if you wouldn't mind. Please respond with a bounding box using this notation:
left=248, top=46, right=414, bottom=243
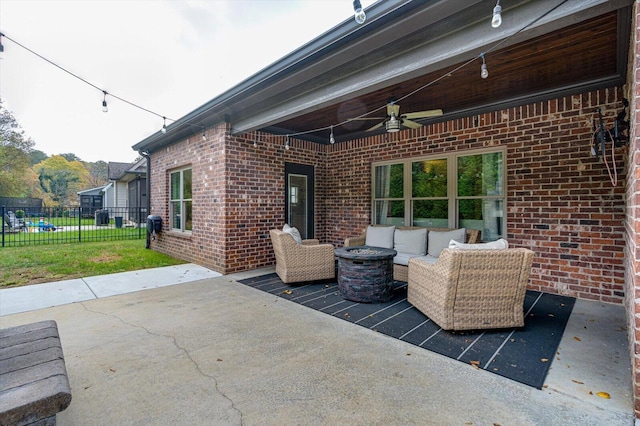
left=334, top=246, right=397, bottom=303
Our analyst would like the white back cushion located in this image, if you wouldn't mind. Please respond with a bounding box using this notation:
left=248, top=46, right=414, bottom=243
left=449, top=238, right=509, bottom=250
left=428, top=228, right=466, bottom=257
left=394, top=228, right=427, bottom=255
left=365, top=225, right=395, bottom=249
left=282, top=224, right=302, bottom=244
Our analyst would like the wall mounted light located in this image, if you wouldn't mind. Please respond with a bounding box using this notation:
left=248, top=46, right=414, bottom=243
left=491, top=1, right=502, bottom=28
left=353, top=0, right=366, bottom=24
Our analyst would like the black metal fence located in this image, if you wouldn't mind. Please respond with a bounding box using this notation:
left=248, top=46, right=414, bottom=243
left=1, top=206, right=147, bottom=247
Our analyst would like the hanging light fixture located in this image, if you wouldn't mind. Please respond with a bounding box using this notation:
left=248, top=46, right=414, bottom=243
left=329, top=125, right=336, bottom=144
left=201, top=126, right=206, bottom=141
left=101, top=91, right=108, bottom=113
left=285, top=135, right=290, bottom=150
left=385, top=112, right=400, bottom=132
left=480, top=54, right=489, bottom=79
left=253, top=130, right=258, bottom=148
left=491, top=1, right=502, bottom=28
left=353, top=0, right=366, bottom=24
left=161, top=117, right=167, bottom=134
left=0, top=32, right=4, bottom=53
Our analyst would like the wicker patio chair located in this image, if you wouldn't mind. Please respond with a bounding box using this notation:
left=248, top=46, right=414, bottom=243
left=269, top=229, right=335, bottom=283
left=407, top=247, right=534, bottom=330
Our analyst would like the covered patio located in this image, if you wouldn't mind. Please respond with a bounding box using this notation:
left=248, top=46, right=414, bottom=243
left=132, top=0, right=640, bottom=419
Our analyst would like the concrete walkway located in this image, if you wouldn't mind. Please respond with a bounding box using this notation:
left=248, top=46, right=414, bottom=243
left=0, top=265, right=635, bottom=425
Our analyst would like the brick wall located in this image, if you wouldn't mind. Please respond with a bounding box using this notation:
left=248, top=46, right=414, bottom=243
left=148, top=88, right=627, bottom=304
left=626, top=1, right=640, bottom=418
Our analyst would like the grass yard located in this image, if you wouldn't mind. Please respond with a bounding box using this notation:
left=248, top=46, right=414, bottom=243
left=0, top=240, right=187, bottom=288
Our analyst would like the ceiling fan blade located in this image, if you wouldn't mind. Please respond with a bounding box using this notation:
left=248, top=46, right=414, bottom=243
left=387, top=103, right=400, bottom=117
left=367, top=121, right=385, bottom=131
left=402, top=119, right=422, bottom=129
left=401, top=109, right=443, bottom=120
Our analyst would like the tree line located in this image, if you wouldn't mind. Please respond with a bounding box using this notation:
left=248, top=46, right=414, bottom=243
left=0, top=99, right=111, bottom=206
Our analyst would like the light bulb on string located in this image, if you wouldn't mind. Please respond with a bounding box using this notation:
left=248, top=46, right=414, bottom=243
left=491, top=1, right=502, bottom=28
left=101, top=91, right=108, bottom=113
left=161, top=117, right=167, bottom=134
left=329, top=125, right=335, bottom=144
left=253, top=131, right=258, bottom=148
left=285, top=135, right=290, bottom=150
left=202, top=127, right=206, bottom=141
left=353, top=0, right=366, bottom=24
left=480, top=55, right=489, bottom=79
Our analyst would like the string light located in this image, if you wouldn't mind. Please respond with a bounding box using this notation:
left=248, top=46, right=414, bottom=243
left=492, top=1, right=502, bottom=28
left=0, top=0, right=568, bottom=146
left=253, top=131, right=258, bottom=148
left=202, top=127, right=206, bottom=140
left=285, top=135, right=290, bottom=150
left=101, top=91, right=108, bottom=112
left=353, top=0, right=366, bottom=25
left=480, top=54, right=489, bottom=79
left=330, top=125, right=335, bottom=144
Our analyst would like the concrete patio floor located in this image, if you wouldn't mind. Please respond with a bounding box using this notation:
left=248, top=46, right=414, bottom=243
left=0, top=265, right=634, bottom=425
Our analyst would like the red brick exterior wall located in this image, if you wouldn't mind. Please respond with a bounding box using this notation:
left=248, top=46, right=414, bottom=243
left=626, top=2, right=640, bottom=418
left=148, top=88, right=627, bottom=304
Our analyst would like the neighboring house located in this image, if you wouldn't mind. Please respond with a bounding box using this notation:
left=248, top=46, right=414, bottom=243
left=106, top=159, right=147, bottom=224
left=77, top=186, right=106, bottom=217
left=132, top=0, right=640, bottom=415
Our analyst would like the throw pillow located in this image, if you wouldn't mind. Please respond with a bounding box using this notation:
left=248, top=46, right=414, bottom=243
left=449, top=238, right=509, bottom=250
left=282, top=224, right=302, bottom=244
left=394, top=228, right=427, bottom=255
left=428, top=228, right=466, bottom=257
left=365, top=225, right=395, bottom=249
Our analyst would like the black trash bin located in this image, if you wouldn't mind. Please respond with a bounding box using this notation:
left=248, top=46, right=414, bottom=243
left=115, top=216, right=123, bottom=228
left=95, top=210, right=109, bottom=226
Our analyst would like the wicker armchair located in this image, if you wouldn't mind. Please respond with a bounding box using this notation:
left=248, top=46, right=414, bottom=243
left=407, top=248, right=534, bottom=330
left=269, top=229, right=335, bottom=283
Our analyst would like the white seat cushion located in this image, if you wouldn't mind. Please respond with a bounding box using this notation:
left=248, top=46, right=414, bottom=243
left=283, top=223, right=302, bottom=244
left=428, top=228, right=466, bottom=257
left=449, top=238, right=509, bottom=250
left=365, top=225, right=395, bottom=249
left=394, top=252, right=420, bottom=266
left=394, top=228, right=427, bottom=255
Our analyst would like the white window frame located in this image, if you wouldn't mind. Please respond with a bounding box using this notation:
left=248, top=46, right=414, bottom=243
left=169, top=167, right=192, bottom=232
left=371, top=147, right=506, bottom=240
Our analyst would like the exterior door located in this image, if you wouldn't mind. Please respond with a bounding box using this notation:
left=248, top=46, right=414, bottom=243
left=285, top=163, right=314, bottom=239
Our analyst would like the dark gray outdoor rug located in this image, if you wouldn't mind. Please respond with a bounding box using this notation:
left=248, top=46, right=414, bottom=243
left=237, top=273, right=575, bottom=389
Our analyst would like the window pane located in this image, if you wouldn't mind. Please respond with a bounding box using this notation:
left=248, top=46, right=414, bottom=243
left=374, top=200, right=405, bottom=225
left=457, top=152, right=503, bottom=197
left=412, top=200, right=448, bottom=227
left=171, top=201, right=181, bottom=229
left=458, top=199, right=504, bottom=240
left=184, top=201, right=192, bottom=231
left=412, top=159, right=447, bottom=197
left=374, top=164, right=403, bottom=198
left=183, top=169, right=192, bottom=199
left=170, top=172, right=181, bottom=200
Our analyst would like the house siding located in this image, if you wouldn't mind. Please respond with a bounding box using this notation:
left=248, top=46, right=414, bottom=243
left=627, top=1, right=640, bottom=417
left=148, top=87, right=627, bottom=307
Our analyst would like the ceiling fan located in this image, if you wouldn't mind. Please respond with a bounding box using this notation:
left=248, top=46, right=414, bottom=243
left=350, top=102, right=443, bottom=132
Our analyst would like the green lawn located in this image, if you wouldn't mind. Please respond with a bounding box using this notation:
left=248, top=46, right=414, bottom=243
left=0, top=240, right=187, bottom=288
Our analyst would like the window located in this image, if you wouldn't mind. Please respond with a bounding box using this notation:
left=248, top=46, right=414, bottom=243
left=372, top=148, right=505, bottom=240
left=170, top=167, right=192, bottom=232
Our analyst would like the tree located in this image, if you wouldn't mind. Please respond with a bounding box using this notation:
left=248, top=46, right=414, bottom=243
left=34, top=155, right=90, bottom=206
left=60, top=153, right=81, bottom=162
left=0, top=99, right=34, bottom=197
left=29, top=150, right=48, bottom=165
left=86, top=160, right=108, bottom=187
